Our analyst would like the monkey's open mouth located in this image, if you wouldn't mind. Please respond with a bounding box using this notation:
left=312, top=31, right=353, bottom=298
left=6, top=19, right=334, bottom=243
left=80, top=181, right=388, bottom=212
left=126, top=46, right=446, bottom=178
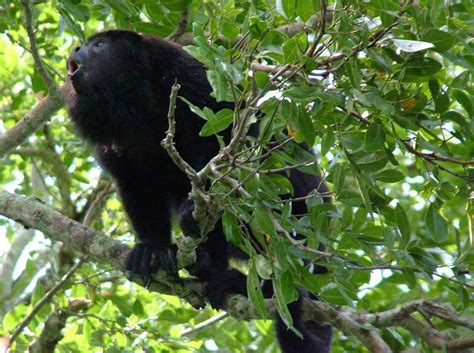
left=67, top=59, right=81, bottom=77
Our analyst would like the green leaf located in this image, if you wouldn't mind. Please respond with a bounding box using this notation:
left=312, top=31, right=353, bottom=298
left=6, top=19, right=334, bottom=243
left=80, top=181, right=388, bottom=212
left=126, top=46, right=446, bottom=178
left=340, top=133, right=364, bottom=150
left=395, top=204, right=411, bottom=248
left=283, top=37, right=300, bottom=63
left=353, top=207, right=367, bottom=230
left=207, top=70, right=234, bottom=102
left=423, top=29, right=456, bottom=52
left=296, top=0, right=313, bottom=21
left=402, top=269, right=417, bottom=288
left=355, top=152, right=388, bottom=173
left=247, top=260, right=268, bottom=319
left=255, top=255, right=273, bottom=279
left=273, top=275, right=296, bottom=333
left=375, top=169, right=405, bottom=183
left=248, top=16, right=269, bottom=38
left=200, top=108, right=234, bottom=136
left=161, top=0, right=192, bottom=12
left=283, top=86, right=318, bottom=100
left=61, top=0, right=90, bottom=22
left=364, top=123, right=385, bottom=152
left=221, top=22, right=240, bottom=41
left=347, top=161, right=373, bottom=215
left=380, top=9, right=397, bottom=26
left=278, top=271, right=298, bottom=303
left=254, top=201, right=276, bottom=237
left=452, top=89, right=473, bottom=116
left=104, top=0, right=133, bottom=18
left=441, top=111, right=468, bottom=127
left=296, top=268, right=330, bottom=293
left=425, top=204, right=448, bottom=243
left=404, top=57, right=443, bottom=77
left=435, top=93, right=450, bottom=113
left=333, top=164, right=345, bottom=196
left=428, top=79, right=440, bottom=99
left=132, top=299, right=145, bottom=316
left=345, top=59, right=361, bottom=88
left=297, top=110, right=315, bottom=146
left=276, top=0, right=296, bottom=18
left=321, top=127, right=334, bottom=156
left=222, top=211, right=244, bottom=244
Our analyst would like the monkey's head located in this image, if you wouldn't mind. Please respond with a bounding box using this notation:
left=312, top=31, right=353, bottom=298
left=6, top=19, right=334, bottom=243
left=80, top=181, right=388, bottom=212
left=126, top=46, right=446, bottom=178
left=67, top=30, right=147, bottom=96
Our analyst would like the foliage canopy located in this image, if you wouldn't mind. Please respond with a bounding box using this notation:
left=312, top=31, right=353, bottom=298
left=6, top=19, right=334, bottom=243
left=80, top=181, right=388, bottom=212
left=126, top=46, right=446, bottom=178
left=0, top=0, right=472, bottom=352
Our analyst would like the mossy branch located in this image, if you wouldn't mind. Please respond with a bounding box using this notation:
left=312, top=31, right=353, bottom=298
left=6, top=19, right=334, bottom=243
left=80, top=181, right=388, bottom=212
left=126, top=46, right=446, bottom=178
left=0, top=190, right=473, bottom=352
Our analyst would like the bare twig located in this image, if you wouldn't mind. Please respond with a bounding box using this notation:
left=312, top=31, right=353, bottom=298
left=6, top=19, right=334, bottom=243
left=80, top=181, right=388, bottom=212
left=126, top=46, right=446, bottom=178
left=317, top=9, right=406, bottom=68
left=161, top=84, right=199, bottom=182
left=28, top=299, right=90, bottom=353
left=181, top=312, right=229, bottom=336
left=235, top=160, right=317, bottom=174
left=402, top=140, right=474, bottom=166
left=15, top=147, right=75, bottom=217
left=9, top=257, right=86, bottom=345
left=307, top=0, right=328, bottom=58
left=167, top=8, right=190, bottom=43
left=82, top=180, right=114, bottom=226
left=160, top=83, right=220, bottom=238
left=250, top=62, right=330, bottom=79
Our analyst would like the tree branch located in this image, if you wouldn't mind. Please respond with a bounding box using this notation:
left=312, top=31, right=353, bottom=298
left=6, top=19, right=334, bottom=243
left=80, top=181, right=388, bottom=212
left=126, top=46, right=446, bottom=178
left=9, top=257, right=85, bottom=345
left=167, top=8, right=190, bottom=43
left=402, top=139, right=474, bottom=166
left=28, top=299, right=90, bottom=353
left=20, top=0, right=58, bottom=95
left=0, top=85, right=66, bottom=159
left=0, top=190, right=206, bottom=308
left=15, top=147, right=74, bottom=217
left=1, top=191, right=472, bottom=352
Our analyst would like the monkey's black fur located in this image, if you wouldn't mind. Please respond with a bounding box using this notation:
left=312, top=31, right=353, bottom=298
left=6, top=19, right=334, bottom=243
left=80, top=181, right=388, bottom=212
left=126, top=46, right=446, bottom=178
left=66, top=29, right=331, bottom=353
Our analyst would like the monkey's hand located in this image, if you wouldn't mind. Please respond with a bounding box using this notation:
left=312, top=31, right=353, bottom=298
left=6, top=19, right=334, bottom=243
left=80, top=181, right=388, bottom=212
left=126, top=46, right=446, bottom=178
left=125, top=243, right=177, bottom=281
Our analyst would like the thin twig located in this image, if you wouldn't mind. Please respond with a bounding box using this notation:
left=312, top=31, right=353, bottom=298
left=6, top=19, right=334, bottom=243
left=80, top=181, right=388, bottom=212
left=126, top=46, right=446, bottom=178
left=181, top=312, right=229, bottom=336
left=161, top=83, right=200, bottom=182
left=20, top=0, right=58, bottom=95
left=307, top=0, right=328, bottom=58
left=402, top=140, right=474, bottom=166
left=9, top=257, right=86, bottom=345
left=167, top=8, right=190, bottom=43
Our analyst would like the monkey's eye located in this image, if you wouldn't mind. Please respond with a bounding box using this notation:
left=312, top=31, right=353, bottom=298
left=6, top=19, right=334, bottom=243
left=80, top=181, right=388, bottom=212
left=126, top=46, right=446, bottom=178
left=94, top=41, right=104, bottom=48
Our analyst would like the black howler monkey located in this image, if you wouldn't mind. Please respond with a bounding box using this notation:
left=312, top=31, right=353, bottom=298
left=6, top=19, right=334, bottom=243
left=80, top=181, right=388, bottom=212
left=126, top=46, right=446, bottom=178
left=66, top=29, right=331, bottom=353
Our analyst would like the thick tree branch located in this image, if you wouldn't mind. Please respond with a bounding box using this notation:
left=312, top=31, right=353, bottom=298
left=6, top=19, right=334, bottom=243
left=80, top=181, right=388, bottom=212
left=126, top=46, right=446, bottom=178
left=0, top=85, right=66, bottom=159
left=1, top=191, right=472, bottom=352
left=0, top=190, right=206, bottom=308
